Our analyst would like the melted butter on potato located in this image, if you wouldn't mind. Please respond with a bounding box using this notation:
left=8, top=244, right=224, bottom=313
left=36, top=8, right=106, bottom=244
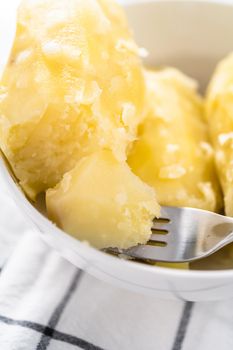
left=206, top=53, right=233, bottom=216
left=0, top=0, right=145, bottom=199
left=46, top=150, right=160, bottom=249
left=128, top=68, right=222, bottom=212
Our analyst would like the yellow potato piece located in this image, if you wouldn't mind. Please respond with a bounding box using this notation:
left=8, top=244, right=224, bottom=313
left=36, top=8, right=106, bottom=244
left=0, top=0, right=145, bottom=199
left=46, top=150, right=160, bottom=249
left=206, top=53, right=233, bottom=216
left=128, top=68, right=222, bottom=212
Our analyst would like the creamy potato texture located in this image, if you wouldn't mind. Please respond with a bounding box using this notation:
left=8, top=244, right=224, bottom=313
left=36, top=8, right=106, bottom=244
left=0, top=0, right=226, bottom=253
left=206, top=53, right=233, bottom=216
left=128, top=69, right=222, bottom=212
left=0, top=0, right=145, bottom=199
left=46, top=151, right=160, bottom=249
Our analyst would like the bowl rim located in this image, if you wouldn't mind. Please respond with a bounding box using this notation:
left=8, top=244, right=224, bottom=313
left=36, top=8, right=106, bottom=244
left=4, top=151, right=233, bottom=282
left=38, top=205, right=233, bottom=281
left=3, top=0, right=233, bottom=282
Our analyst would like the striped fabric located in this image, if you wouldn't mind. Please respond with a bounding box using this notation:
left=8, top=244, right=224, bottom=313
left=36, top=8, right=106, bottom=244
left=1, top=182, right=233, bottom=350
left=1, top=1, right=233, bottom=349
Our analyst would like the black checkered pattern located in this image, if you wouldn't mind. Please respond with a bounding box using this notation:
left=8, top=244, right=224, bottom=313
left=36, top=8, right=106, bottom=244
left=0, top=263, right=194, bottom=350
left=0, top=266, right=105, bottom=350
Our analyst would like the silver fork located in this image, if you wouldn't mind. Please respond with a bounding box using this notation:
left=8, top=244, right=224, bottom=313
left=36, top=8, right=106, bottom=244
left=2, top=149, right=233, bottom=264
left=107, top=206, right=233, bottom=263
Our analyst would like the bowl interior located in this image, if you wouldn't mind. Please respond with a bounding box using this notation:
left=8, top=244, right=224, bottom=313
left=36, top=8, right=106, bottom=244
left=126, top=0, right=233, bottom=91
left=43, top=0, right=233, bottom=271
left=125, top=0, right=233, bottom=270
left=2, top=0, right=233, bottom=276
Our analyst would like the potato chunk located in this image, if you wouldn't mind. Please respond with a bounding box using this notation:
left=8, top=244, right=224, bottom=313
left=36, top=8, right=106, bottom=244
left=128, top=69, right=222, bottom=212
left=46, top=151, right=160, bottom=249
left=206, top=53, right=233, bottom=216
left=0, top=0, right=145, bottom=199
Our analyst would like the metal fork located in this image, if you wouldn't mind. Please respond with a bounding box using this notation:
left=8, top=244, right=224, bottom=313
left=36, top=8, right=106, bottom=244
left=2, top=148, right=233, bottom=264
left=107, top=206, right=233, bottom=263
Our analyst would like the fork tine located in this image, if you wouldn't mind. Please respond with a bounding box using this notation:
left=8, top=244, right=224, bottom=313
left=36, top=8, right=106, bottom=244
left=106, top=206, right=233, bottom=263
left=125, top=244, right=173, bottom=262
left=127, top=207, right=176, bottom=261
left=150, top=232, right=169, bottom=242
left=152, top=221, right=171, bottom=231
left=160, top=206, right=179, bottom=220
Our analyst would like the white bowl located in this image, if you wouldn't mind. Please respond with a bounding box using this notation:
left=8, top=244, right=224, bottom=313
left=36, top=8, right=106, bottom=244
left=2, top=0, right=233, bottom=301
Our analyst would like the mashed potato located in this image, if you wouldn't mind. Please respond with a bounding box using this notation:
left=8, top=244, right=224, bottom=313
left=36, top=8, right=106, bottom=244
left=206, top=53, right=233, bottom=216
left=128, top=68, right=222, bottom=212
left=46, top=150, right=160, bottom=249
left=0, top=0, right=224, bottom=251
left=0, top=0, right=145, bottom=199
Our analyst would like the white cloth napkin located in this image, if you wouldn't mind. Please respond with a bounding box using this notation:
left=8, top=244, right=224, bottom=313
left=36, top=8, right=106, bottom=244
left=1, top=1, right=233, bottom=349
left=1, top=185, right=233, bottom=350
